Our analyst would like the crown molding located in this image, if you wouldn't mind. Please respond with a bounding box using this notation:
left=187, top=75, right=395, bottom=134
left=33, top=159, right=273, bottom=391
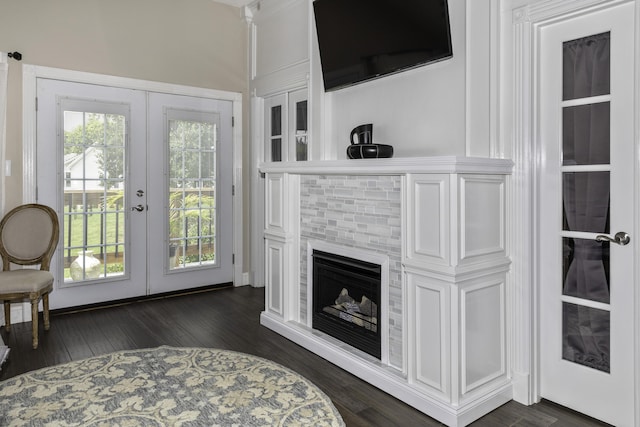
left=212, top=0, right=252, bottom=8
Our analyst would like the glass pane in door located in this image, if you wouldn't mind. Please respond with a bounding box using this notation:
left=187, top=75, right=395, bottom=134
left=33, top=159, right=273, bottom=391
left=295, top=100, right=308, bottom=161
left=560, top=32, right=611, bottom=372
left=562, top=103, right=610, bottom=165
left=563, top=302, right=610, bottom=372
left=562, top=237, right=609, bottom=303
left=270, top=105, right=282, bottom=162
left=562, top=32, right=610, bottom=101
left=562, top=171, right=610, bottom=234
left=168, top=118, right=217, bottom=270
left=63, top=110, right=126, bottom=283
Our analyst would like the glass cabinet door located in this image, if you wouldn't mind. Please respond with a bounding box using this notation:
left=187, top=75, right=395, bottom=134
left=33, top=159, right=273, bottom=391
left=264, top=89, right=308, bottom=163
left=265, top=95, right=285, bottom=162
left=289, top=89, right=308, bottom=161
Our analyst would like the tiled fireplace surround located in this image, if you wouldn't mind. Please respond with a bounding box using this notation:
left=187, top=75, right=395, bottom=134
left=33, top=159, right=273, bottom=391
left=260, top=157, right=513, bottom=427
left=300, top=174, right=404, bottom=367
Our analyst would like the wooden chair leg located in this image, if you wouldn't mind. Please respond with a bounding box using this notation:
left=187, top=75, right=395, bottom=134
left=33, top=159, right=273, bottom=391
left=3, top=302, right=10, bottom=333
left=43, top=293, right=50, bottom=331
left=31, top=298, right=39, bottom=349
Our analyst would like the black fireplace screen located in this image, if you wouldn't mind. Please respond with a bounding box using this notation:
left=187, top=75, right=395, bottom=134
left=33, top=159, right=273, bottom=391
left=312, top=250, right=381, bottom=359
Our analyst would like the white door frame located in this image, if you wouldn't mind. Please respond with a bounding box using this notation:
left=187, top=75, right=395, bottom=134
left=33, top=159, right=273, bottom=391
left=508, top=0, right=640, bottom=417
left=22, top=65, right=244, bottom=294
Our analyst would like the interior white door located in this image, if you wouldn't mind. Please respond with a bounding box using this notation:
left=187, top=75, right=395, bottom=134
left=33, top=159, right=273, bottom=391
left=538, top=3, right=636, bottom=426
left=36, top=79, right=148, bottom=308
left=147, top=92, right=234, bottom=293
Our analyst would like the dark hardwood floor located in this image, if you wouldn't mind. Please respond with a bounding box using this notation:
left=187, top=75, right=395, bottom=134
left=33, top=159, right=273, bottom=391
left=0, top=286, right=610, bottom=426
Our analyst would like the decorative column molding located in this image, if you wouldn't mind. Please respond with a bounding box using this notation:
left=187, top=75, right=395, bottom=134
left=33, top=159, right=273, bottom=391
left=22, top=65, right=37, bottom=204
left=509, top=3, right=536, bottom=405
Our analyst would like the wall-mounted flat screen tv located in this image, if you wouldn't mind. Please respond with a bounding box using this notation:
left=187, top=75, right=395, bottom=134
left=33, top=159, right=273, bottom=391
left=313, top=0, right=453, bottom=91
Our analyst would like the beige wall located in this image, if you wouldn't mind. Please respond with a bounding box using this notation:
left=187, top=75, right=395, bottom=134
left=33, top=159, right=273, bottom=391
left=0, top=0, right=250, bottom=274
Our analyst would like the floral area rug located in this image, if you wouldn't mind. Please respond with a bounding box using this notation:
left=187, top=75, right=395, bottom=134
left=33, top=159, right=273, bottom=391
left=0, top=346, right=345, bottom=426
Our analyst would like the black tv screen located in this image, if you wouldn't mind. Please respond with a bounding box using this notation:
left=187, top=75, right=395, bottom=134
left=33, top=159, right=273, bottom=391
left=313, top=0, right=453, bottom=91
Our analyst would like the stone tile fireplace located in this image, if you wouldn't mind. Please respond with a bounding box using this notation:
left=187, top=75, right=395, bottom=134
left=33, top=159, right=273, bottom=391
left=299, top=174, right=402, bottom=367
left=259, top=157, right=513, bottom=427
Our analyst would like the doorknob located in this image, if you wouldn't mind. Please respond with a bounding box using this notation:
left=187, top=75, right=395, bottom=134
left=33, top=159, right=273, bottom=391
left=131, top=204, right=145, bottom=212
left=595, top=231, right=630, bottom=246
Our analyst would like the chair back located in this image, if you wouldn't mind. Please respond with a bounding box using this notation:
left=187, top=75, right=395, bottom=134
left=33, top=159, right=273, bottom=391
left=0, top=204, right=59, bottom=271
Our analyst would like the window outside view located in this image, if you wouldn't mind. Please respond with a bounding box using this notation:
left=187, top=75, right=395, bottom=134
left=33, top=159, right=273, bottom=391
left=62, top=111, right=217, bottom=283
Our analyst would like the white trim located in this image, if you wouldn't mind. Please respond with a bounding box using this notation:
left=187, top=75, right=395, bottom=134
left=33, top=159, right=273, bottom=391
left=213, top=0, right=252, bottom=8
left=465, top=0, right=502, bottom=158
left=0, top=52, right=7, bottom=216
left=22, top=65, right=244, bottom=287
left=250, top=95, right=265, bottom=287
left=634, top=1, right=640, bottom=423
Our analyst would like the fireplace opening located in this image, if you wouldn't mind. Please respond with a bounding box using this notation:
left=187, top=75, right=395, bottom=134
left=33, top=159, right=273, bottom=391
left=312, top=250, right=381, bottom=359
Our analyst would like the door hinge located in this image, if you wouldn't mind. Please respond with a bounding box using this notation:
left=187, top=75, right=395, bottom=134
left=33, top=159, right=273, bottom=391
left=232, top=254, right=235, bottom=264
left=35, top=97, right=38, bottom=111
left=232, top=116, right=235, bottom=127
left=232, top=185, right=235, bottom=196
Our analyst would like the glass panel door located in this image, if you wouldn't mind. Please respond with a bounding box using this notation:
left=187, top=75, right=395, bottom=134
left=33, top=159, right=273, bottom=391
left=37, top=79, right=235, bottom=307
left=265, top=94, right=285, bottom=162
left=147, top=92, right=234, bottom=294
left=538, top=4, right=636, bottom=425
left=36, top=79, right=148, bottom=308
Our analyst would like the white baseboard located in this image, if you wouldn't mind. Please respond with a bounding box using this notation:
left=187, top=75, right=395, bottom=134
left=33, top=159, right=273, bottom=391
left=511, top=371, right=533, bottom=405
left=3, top=303, right=31, bottom=326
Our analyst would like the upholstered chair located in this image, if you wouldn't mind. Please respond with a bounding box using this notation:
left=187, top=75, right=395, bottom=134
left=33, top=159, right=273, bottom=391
left=0, top=204, right=59, bottom=349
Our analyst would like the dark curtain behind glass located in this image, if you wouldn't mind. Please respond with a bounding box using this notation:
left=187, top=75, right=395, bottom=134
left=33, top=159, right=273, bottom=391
left=561, top=32, right=611, bottom=373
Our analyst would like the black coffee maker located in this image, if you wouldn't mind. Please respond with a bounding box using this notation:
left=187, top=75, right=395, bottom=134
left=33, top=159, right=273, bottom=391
left=347, top=124, right=393, bottom=159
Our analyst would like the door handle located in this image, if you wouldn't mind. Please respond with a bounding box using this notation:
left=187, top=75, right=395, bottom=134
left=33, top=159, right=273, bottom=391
left=595, top=231, right=630, bottom=246
left=131, top=204, right=145, bottom=212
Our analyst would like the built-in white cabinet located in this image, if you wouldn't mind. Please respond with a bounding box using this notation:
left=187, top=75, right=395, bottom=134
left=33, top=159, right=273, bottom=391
left=405, top=172, right=510, bottom=410
left=259, top=157, right=512, bottom=427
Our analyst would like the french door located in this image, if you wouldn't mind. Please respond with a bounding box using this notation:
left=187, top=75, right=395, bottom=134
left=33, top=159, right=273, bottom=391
left=36, top=79, right=233, bottom=309
left=147, top=92, right=233, bottom=294
left=538, top=3, right=636, bottom=426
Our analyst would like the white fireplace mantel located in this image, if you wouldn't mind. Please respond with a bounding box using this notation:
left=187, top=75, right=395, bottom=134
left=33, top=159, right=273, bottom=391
left=259, top=156, right=514, bottom=426
left=259, top=156, right=513, bottom=176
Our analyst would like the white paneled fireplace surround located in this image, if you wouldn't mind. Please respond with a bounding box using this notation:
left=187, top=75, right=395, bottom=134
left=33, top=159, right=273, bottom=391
left=260, top=157, right=513, bottom=427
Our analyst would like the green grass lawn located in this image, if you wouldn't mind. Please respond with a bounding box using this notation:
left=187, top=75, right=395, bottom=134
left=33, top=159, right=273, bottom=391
left=62, top=210, right=124, bottom=257
left=61, top=208, right=215, bottom=280
left=62, top=209, right=125, bottom=279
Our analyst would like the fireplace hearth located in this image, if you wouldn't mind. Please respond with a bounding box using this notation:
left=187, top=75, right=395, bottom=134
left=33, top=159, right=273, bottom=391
left=312, top=250, right=381, bottom=359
